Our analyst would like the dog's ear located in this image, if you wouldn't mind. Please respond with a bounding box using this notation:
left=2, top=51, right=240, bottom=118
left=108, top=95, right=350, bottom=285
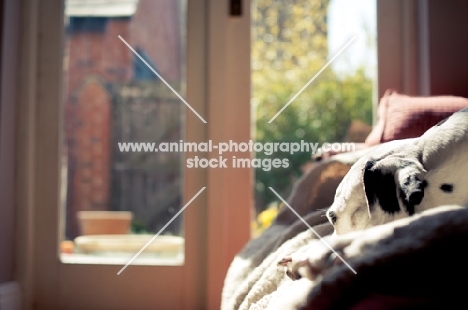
left=362, top=160, right=400, bottom=214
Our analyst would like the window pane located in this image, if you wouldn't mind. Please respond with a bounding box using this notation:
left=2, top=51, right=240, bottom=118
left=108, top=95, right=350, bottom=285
left=60, top=0, right=187, bottom=265
left=251, top=0, right=377, bottom=237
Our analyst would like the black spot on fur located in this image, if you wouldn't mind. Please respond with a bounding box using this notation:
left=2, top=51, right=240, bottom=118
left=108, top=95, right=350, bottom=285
left=409, top=190, right=424, bottom=205
left=363, top=161, right=400, bottom=214
left=399, top=187, right=423, bottom=216
left=327, top=210, right=337, bottom=225
left=376, top=173, right=401, bottom=214
left=399, top=189, right=414, bottom=215
left=399, top=175, right=425, bottom=216
left=440, top=183, right=454, bottom=193
left=364, top=160, right=375, bottom=170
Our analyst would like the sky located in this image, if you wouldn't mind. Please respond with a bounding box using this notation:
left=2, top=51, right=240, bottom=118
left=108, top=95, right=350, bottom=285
left=327, top=0, right=377, bottom=78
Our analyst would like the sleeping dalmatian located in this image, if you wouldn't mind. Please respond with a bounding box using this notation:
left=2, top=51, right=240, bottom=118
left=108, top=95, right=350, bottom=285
left=280, top=107, right=468, bottom=280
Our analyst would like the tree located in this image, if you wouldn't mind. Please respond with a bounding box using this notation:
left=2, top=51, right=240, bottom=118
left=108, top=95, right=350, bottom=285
left=252, top=0, right=373, bottom=213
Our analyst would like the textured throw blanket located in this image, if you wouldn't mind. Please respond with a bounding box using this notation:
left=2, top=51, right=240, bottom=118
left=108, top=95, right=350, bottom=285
left=221, top=150, right=363, bottom=310
left=222, top=149, right=468, bottom=309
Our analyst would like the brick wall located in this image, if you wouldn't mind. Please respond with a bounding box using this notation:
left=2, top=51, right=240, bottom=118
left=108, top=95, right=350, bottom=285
left=64, top=18, right=132, bottom=239
left=64, top=1, right=182, bottom=239
left=130, top=0, right=183, bottom=82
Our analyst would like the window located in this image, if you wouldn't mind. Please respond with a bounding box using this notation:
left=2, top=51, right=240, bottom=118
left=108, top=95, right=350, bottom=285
left=251, top=0, right=377, bottom=236
left=60, top=0, right=186, bottom=266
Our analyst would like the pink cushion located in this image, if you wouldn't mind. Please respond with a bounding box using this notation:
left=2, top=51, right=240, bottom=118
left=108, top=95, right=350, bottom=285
left=365, top=89, right=468, bottom=146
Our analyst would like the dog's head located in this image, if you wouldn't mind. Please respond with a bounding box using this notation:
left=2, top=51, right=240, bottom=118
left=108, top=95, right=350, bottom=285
left=327, top=155, right=427, bottom=235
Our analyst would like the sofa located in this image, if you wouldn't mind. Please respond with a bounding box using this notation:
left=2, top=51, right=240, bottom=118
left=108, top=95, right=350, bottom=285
left=221, top=90, right=468, bottom=310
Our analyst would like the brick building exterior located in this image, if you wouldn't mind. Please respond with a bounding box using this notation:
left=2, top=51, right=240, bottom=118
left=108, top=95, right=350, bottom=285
left=64, top=0, right=183, bottom=239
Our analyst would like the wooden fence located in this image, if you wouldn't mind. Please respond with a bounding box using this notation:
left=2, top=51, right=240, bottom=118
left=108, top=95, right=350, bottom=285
left=110, top=82, right=184, bottom=235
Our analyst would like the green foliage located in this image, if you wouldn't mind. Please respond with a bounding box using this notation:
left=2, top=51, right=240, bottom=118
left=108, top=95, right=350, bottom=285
left=131, top=220, right=150, bottom=234
left=252, top=0, right=374, bottom=212
left=254, top=70, right=373, bottom=210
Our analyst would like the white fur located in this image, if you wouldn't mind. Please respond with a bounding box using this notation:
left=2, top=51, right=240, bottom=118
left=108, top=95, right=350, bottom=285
left=327, top=108, right=468, bottom=235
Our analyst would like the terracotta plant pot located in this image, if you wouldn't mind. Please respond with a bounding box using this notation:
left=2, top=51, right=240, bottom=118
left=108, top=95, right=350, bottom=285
left=77, top=211, right=133, bottom=235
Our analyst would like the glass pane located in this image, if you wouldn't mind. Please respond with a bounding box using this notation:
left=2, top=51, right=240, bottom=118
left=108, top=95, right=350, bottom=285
left=60, top=0, right=187, bottom=265
left=251, top=0, right=377, bottom=237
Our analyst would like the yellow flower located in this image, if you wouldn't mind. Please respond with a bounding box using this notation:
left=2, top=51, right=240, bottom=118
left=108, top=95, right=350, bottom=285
left=254, top=202, right=284, bottom=235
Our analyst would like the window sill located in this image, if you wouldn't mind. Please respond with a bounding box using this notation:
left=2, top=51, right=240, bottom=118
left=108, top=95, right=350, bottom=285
left=60, top=252, right=184, bottom=266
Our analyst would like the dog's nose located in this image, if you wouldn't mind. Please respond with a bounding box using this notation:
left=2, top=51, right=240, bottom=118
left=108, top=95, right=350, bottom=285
left=327, top=210, right=337, bottom=225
